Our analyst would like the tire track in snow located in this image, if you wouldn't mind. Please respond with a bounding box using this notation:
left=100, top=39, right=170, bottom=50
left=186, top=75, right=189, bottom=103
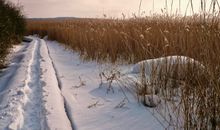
left=43, top=39, right=76, bottom=130
left=21, top=39, right=45, bottom=130
left=20, top=39, right=39, bottom=129
left=6, top=39, right=42, bottom=130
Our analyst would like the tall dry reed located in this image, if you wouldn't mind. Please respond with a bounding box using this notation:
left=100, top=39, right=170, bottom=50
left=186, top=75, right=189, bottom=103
left=26, top=15, right=220, bottom=129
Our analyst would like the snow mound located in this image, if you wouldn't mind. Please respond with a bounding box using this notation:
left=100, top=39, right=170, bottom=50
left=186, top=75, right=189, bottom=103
left=130, top=56, right=204, bottom=75
left=98, top=56, right=204, bottom=109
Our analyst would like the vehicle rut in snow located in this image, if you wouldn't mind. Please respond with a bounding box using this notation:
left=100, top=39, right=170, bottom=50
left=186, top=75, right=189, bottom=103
left=21, top=39, right=44, bottom=130
left=0, top=39, right=45, bottom=130
left=43, top=39, right=76, bottom=130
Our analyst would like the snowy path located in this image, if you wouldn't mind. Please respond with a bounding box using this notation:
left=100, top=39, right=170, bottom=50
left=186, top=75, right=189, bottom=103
left=0, top=37, right=73, bottom=130
left=0, top=39, right=41, bottom=129
left=0, top=37, right=165, bottom=130
left=40, top=39, right=74, bottom=130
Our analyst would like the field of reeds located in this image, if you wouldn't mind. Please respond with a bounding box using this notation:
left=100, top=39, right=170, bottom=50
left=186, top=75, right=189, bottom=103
left=27, top=14, right=220, bottom=129
left=0, top=0, right=26, bottom=69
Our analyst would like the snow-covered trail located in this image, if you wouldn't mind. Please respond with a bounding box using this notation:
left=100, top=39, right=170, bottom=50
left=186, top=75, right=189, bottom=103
left=40, top=39, right=74, bottom=130
left=0, top=37, right=74, bottom=130
left=0, top=39, right=41, bottom=129
left=0, top=37, right=167, bottom=130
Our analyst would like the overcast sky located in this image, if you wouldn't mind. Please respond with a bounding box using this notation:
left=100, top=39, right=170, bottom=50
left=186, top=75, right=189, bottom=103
left=9, top=0, right=211, bottom=18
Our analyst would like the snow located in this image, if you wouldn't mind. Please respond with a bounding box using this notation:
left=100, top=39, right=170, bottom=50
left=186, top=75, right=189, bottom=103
left=0, top=36, right=199, bottom=130
left=39, top=39, right=72, bottom=130
left=0, top=38, right=72, bottom=130
left=46, top=40, right=165, bottom=130
left=0, top=40, right=35, bottom=129
left=130, top=56, right=204, bottom=76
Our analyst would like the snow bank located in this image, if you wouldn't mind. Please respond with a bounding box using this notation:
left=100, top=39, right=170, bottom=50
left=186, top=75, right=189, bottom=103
left=130, top=56, right=204, bottom=75
left=99, top=56, right=205, bottom=109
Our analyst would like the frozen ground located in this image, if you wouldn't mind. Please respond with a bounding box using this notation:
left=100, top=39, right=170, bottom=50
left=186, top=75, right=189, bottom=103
left=0, top=36, right=187, bottom=130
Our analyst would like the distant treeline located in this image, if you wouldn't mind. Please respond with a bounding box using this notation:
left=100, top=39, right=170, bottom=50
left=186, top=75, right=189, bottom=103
left=0, top=0, right=26, bottom=68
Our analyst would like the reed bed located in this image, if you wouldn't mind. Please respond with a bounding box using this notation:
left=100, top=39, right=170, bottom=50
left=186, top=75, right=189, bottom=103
left=27, top=15, right=220, bottom=129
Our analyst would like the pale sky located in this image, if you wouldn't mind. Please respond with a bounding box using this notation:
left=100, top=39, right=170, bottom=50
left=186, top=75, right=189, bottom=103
left=9, top=0, right=213, bottom=18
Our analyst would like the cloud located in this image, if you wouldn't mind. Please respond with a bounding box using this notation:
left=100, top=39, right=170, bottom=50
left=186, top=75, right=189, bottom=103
left=10, top=0, right=140, bottom=18
left=10, top=0, right=204, bottom=18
